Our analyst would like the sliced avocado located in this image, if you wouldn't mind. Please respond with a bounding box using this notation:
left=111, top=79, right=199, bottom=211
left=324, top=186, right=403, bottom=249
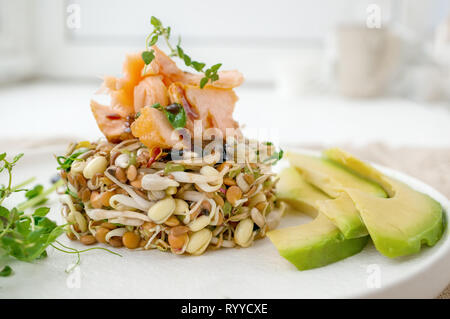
left=286, top=152, right=387, bottom=198
left=316, top=192, right=368, bottom=238
left=286, top=152, right=385, bottom=238
left=323, top=148, right=395, bottom=196
left=276, top=167, right=328, bottom=217
left=277, top=167, right=368, bottom=238
left=323, top=148, right=445, bottom=258
left=269, top=167, right=369, bottom=270
left=267, top=214, right=369, bottom=271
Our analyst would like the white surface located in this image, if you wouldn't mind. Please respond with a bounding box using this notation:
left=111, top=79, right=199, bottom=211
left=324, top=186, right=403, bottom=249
left=0, top=146, right=448, bottom=299
left=0, top=81, right=449, bottom=149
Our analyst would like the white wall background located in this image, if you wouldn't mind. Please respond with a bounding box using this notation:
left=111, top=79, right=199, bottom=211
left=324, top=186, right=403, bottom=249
left=0, top=0, right=448, bottom=84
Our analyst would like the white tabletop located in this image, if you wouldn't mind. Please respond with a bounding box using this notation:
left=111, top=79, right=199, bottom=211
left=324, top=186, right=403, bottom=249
left=0, top=80, right=449, bottom=150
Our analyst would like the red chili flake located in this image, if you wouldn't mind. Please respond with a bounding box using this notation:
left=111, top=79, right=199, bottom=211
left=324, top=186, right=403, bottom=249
left=106, top=114, right=121, bottom=120
left=146, top=147, right=162, bottom=168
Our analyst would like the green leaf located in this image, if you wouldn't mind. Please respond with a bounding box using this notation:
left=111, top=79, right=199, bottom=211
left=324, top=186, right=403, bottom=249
left=210, top=63, right=222, bottom=72
left=183, top=54, right=192, bottom=66
left=163, top=104, right=186, bottom=130
left=141, top=50, right=155, bottom=65
left=176, top=45, right=184, bottom=58
left=0, top=153, right=6, bottom=161
left=150, top=16, right=162, bottom=28
left=0, top=206, right=9, bottom=219
left=149, top=34, right=158, bottom=46
left=135, top=111, right=141, bottom=119
left=33, top=207, right=50, bottom=217
left=200, top=77, right=209, bottom=89
left=12, top=153, right=24, bottom=164
left=1, top=218, right=64, bottom=262
left=191, top=61, right=205, bottom=72
left=25, top=185, right=43, bottom=200
left=0, top=265, right=12, bottom=277
left=151, top=103, right=162, bottom=109
left=143, top=17, right=221, bottom=89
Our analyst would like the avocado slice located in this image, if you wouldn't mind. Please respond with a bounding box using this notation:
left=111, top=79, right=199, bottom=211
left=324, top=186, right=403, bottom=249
left=277, top=167, right=367, bottom=237
left=286, top=152, right=386, bottom=238
left=316, top=192, right=368, bottom=238
left=286, top=152, right=387, bottom=198
left=324, top=148, right=445, bottom=258
left=276, top=166, right=328, bottom=217
left=267, top=214, right=369, bottom=270
left=268, top=167, right=369, bottom=270
left=323, top=148, right=395, bottom=197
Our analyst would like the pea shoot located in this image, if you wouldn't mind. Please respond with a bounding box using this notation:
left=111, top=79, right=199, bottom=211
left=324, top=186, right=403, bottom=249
left=56, top=148, right=89, bottom=172
left=142, top=16, right=222, bottom=88
left=0, top=152, right=120, bottom=277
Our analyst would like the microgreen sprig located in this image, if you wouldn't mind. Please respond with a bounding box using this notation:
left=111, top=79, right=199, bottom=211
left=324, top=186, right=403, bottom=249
left=0, top=152, right=118, bottom=277
left=56, top=148, right=88, bottom=172
left=142, top=16, right=222, bottom=88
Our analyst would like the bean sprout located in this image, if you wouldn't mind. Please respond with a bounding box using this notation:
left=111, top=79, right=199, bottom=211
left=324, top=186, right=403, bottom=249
left=105, top=168, right=153, bottom=211
left=58, top=137, right=280, bottom=256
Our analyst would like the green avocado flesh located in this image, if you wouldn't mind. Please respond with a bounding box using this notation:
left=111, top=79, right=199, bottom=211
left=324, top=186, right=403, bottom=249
left=286, top=152, right=386, bottom=238
left=267, top=214, right=369, bottom=271
left=269, top=167, right=369, bottom=270
left=286, top=152, right=387, bottom=198
left=316, top=193, right=368, bottom=238
left=276, top=167, right=329, bottom=217
left=324, top=148, right=445, bottom=258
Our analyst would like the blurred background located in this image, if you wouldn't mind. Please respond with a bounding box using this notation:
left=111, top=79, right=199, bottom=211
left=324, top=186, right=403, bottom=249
left=0, top=0, right=449, bottom=148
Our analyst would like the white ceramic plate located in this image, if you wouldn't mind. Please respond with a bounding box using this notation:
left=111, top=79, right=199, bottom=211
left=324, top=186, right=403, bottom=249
left=1, top=146, right=448, bottom=298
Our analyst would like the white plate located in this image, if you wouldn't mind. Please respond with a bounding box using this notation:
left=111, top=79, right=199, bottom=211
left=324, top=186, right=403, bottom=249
left=0, top=146, right=449, bottom=299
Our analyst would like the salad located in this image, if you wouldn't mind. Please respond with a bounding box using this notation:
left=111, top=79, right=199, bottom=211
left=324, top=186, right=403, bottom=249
left=57, top=17, right=285, bottom=255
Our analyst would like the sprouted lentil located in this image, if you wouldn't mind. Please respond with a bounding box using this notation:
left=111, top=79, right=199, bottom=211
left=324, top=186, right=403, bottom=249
left=57, top=138, right=285, bottom=255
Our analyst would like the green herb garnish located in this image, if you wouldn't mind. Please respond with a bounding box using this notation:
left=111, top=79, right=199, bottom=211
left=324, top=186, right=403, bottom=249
left=142, top=16, right=222, bottom=88
left=56, top=148, right=88, bottom=172
left=152, top=103, right=186, bottom=130
left=0, top=153, right=66, bottom=274
left=0, top=152, right=120, bottom=276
